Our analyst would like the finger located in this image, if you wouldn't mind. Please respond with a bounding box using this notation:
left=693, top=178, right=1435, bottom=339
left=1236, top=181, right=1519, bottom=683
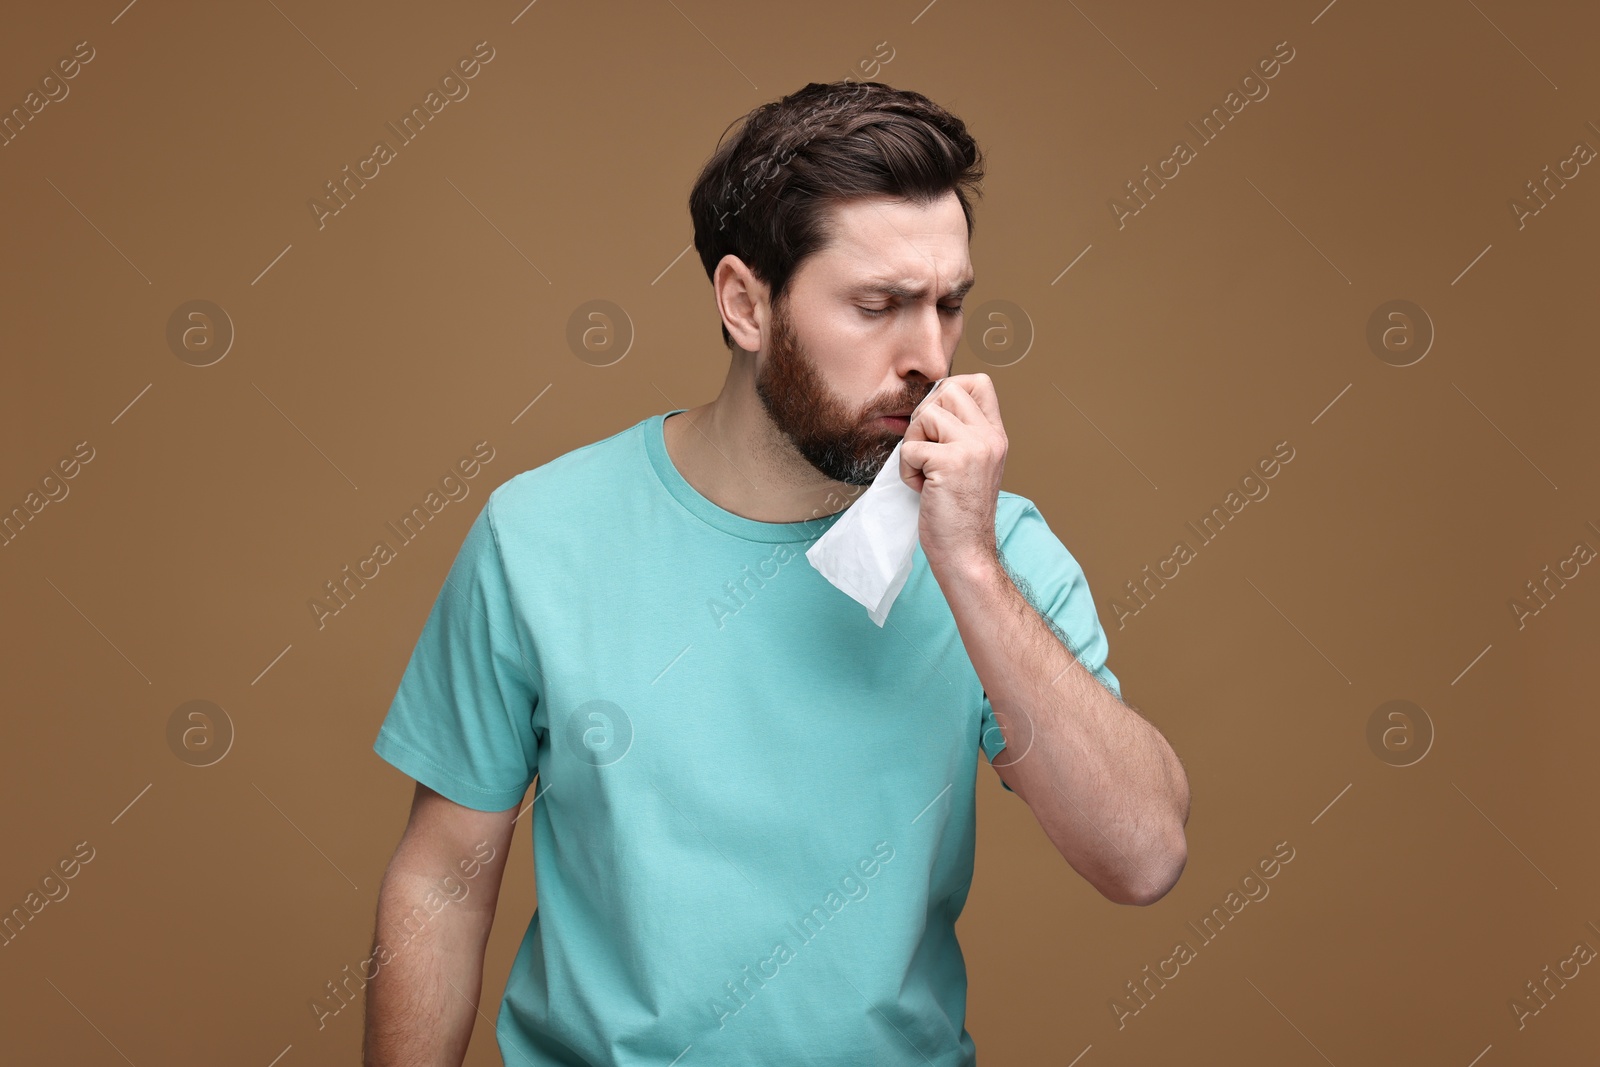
left=902, top=403, right=933, bottom=446
left=909, top=399, right=962, bottom=442
left=898, top=438, right=929, bottom=489
left=903, top=386, right=954, bottom=444
left=909, top=376, right=950, bottom=421
left=938, top=373, right=1002, bottom=430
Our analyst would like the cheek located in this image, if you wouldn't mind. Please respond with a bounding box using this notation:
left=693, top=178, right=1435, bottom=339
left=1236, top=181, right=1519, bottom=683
left=803, top=321, right=872, bottom=381
left=788, top=301, right=894, bottom=406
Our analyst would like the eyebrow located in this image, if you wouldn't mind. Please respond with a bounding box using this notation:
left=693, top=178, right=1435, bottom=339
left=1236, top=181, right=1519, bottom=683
left=846, top=274, right=976, bottom=301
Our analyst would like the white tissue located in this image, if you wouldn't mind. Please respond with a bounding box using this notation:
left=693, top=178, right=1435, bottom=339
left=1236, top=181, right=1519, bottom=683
left=805, top=379, right=947, bottom=626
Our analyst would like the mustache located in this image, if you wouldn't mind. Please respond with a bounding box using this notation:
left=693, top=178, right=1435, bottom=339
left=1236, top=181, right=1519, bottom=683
left=871, top=388, right=937, bottom=418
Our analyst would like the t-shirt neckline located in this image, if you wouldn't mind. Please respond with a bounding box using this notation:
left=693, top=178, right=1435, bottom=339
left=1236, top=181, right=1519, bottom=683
left=644, top=410, right=847, bottom=544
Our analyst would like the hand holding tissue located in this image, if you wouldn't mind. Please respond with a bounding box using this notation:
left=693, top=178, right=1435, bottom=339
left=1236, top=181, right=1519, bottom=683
left=805, top=378, right=949, bottom=627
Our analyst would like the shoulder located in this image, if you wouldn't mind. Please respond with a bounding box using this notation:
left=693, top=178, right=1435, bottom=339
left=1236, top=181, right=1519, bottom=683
left=486, top=415, right=651, bottom=525
left=991, top=490, right=1094, bottom=583
left=995, top=490, right=1037, bottom=531
left=994, top=490, right=1071, bottom=551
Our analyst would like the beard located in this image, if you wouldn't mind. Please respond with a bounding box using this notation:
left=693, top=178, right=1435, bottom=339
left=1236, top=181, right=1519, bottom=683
left=754, top=295, right=930, bottom=487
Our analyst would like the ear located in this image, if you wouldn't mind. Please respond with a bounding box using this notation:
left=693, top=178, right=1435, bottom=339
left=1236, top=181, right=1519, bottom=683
left=714, top=254, right=768, bottom=353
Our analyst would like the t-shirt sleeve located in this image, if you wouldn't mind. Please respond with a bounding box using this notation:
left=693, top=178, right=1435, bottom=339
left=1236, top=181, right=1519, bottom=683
left=979, top=500, right=1121, bottom=794
left=372, top=493, right=540, bottom=812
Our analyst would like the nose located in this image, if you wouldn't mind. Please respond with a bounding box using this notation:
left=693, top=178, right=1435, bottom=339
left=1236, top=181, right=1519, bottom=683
left=897, top=303, right=953, bottom=386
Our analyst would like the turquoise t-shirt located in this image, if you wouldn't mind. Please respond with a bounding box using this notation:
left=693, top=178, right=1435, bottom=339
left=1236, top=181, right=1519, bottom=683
left=373, top=409, right=1120, bottom=1066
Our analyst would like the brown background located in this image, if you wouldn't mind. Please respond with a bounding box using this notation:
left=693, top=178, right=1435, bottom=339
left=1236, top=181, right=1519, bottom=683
left=3, top=0, right=1597, bottom=1063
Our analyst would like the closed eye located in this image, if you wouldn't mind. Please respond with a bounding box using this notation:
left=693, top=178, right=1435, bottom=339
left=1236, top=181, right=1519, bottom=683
left=857, top=304, right=965, bottom=318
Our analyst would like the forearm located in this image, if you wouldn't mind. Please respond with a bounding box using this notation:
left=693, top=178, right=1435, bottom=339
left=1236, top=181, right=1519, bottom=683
left=364, top=865, right=496, bottom=1067
left=937, top=550, right=1188, bottom=904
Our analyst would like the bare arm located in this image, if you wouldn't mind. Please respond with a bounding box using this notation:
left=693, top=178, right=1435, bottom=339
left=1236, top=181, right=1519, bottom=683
left=364, top=782, right=521, bottom=1067
left=938, top=551, right=1189, bottom=906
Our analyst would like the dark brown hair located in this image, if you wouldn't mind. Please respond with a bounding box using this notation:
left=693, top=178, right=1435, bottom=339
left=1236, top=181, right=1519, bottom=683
left=688, top=80, right=985, bottom=349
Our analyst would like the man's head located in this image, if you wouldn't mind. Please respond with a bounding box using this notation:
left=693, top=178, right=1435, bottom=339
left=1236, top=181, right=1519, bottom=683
left=687, top=81, right=985, bottom=485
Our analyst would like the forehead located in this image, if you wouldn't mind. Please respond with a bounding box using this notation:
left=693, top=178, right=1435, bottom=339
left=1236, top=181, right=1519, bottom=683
left=804, top=193, right=972, bottom=291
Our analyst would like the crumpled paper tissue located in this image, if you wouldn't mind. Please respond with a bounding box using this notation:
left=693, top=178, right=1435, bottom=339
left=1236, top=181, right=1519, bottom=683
left=805, top=378, right=948, bottom=626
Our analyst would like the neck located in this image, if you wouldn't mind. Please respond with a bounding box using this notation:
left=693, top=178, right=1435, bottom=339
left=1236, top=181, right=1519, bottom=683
left=664, top=353, right=865, bottom=524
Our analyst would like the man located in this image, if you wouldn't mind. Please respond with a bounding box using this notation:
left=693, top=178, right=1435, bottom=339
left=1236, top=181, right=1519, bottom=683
left=365, top=81, right=1188, bottom=1066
